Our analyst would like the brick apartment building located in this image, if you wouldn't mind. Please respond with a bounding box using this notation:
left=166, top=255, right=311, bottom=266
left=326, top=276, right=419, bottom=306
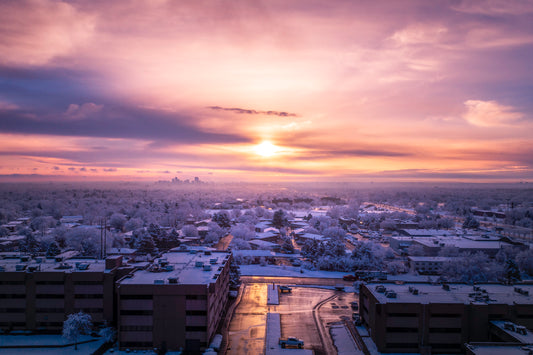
left=116, top=250, right=231, bottom=352
left=0, top=255, right=128, bottom=333
left=359, top=282, right=533, bottom=354
left=0, top=250, right=232, bottom=353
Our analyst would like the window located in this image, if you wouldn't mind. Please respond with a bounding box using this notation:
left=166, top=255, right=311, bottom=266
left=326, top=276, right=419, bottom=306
left=0, top=294, right=25, bottom=298
left=431, top=313, right=461, bottom=318
left=186, top=295, right=207, bottom=300
left=388, top=313, right=418, bottom=317
left=73, top=280, right=102, bottom=285
left=36, top=281, right=64, bottom=285
left=386, top=343, right=418, bottom=348
left=36, top=294, right=64, bottom=298
left=120, top=325, right=153, bottom=331
left=186, top=326, right=207, bottom=332
left=120, top=341, right=153, bottom=348
left=0, top=308, right=25, bottom=313
left=186, top=310, right=207, bottom=316
left=386, top=327, right=418, bottom=333
left=429, top=328, right=461, bottom=333
left=36, top=308, right=64, bottom=313
left=0, top=281, right=24, bottom=285
left=120, top=310, right=153, bottom=315
left=75, top=294, right=103, bottom=299
left=120, top=294, right=152, bottom=300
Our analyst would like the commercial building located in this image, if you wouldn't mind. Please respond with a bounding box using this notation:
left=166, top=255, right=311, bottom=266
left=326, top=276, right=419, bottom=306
left=0, top=249, right=232, bottom=353
left=359, top=282, right=533, bottom=354
left=116, top=250, right=231, bottom=352
left=0, top=255, right=128, bottom=333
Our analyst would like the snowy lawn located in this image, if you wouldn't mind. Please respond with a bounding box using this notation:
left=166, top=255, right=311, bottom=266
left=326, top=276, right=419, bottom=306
left=0, top=335, right=105, bottom=355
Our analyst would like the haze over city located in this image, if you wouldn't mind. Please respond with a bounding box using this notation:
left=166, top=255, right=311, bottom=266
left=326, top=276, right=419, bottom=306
left=1, top=0, right=532, bottom=183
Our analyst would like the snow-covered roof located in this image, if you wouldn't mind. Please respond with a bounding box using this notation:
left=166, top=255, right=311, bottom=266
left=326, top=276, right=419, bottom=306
left=365, top=283, right=533, bottom=305
left=249, top=240, right=279, bottom=249
left=491, top=320, right=533, bottom=344
left=118, top=250, right=230, bottom=285
left=415, top=237, right=510, bottom=250
left=399, top=229, right=451, bottom=237
left=0, top=257, right=106, bottom=272
left=254, top=231, right=278, bottom=240
left=108, top=247, right=137, bottom=255
left=298, top=233, right=326, bottom=241
left=407, top=256, right=455, bottom=262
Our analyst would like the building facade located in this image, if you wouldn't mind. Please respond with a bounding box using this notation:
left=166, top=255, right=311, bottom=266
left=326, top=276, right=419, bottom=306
left=359, top=283, right=533, bottom=354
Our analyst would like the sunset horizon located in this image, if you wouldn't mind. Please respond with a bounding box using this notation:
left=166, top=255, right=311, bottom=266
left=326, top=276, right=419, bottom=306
left=1, top=0, right=532, bottom=183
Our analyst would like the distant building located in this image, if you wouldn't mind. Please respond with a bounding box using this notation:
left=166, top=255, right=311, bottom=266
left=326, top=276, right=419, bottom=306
left=407, top=256, right=455, bottom=274
left=359, top=282, right=533, bottom=353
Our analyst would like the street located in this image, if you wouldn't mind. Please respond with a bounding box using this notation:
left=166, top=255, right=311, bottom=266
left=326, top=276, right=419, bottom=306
left=227, top=277, right=360, bottom=355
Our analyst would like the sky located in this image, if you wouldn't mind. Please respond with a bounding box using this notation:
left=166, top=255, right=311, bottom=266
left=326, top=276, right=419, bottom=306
left=0, top=0, right=532, bottom=183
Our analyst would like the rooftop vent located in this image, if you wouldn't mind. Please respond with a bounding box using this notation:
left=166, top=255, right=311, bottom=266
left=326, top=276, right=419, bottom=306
left=514, top=287, right=529, bottom=296
left=168, top=277, right=178, bottom=284
left=442, top=284, right=450, bottom=291
left=195, top=261, right=204, bottom=268
left=76, top=263, right=90, bottom=271
left=159, top=259, right=169, bottom=267
left=27, top=265, right=39, bottom=272
left=516, top=326, right=528, bottom=336
left=55, top=257, right=63, bottom=262
left=56, top=262, right=72, bottom=269
left=204, top=251, right=212, bottom=255
left=35, top=257, right=43, bottom=263
left=20, top=256, right=30, bottom=262
left=15, top=264, right=27, bottom=271
left=163, top=265, right=174, bottom=271
left=385, top=290, right=397, bottom=298
left=209, top=258, right=218, bottom=264
left=213, top=273, right=220, bottom=279
left=154, top=279, right=165, bottom=285
left=375, top=285, right=386, bottom=293
left=203, top=265, right=212, bottom=271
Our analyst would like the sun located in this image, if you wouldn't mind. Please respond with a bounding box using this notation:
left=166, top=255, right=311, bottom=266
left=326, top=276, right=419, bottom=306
left=254, top=141, right=278, bottom=157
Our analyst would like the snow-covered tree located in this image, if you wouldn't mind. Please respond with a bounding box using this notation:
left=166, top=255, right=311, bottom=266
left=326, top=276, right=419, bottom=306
left=181, top=225, right=198, bottom=238
left=280, top=237, right=295, bottom=254
left=46, top=242, right=61, bottom=257
left=109, top=213, right=126, bottom=231
left=62, top=311, right=92, bottom=350
left=272, top=209, right=289, bottom=229
left=323, top=226, right=346, bottom=240
left=98, top=323, right=116, bottom=344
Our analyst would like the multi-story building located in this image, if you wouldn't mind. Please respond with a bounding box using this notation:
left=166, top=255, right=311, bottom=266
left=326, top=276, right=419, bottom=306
left=116, top=250, right=231, bottom=352
left=359, top=282, right=533, bottom=354
left=0, top=255, right=128, bottom=333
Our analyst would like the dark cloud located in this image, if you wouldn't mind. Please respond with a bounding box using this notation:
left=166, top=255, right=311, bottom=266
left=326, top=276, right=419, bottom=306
left=207, top=106, right=297, bottom=117
left=68, top=167, right=76, bottom=171
left=295, top=148, right=412, bottom=160
left=53, top=166, right=60, bottom=170
left=0, top=104, right=251, bottom=144
left=103, top=168, right=117, bottom=172
left=80, top=167, right=87, bottom=171
left=90, top=168, right=98, bottom=172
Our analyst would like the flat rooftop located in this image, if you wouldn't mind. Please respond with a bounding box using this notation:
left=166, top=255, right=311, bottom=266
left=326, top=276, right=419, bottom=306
left=119, top=250, right=230, bottom=285
left=415, top=237, right=510, bottom=249
left=365, top=283, right=533, bottom=305
left=465, top=344, right=533, bottom=355
left=0, top=256, right=106, bottom=273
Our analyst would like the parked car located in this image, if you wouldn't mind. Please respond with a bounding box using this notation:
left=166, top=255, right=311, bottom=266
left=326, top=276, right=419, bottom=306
left=279, top=337, right=304, bottom=349
left=279, top=285, right=292, bottom=293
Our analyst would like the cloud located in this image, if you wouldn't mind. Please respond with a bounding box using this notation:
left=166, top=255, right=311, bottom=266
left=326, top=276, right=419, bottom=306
left=463, top=100, right=524, bottom=127
left=451, top=0, right=533, bottom=15
left=80, top=167, right=87, bottom=172
left=65, top=103, right=103, bottom=120
left=0, top=104, right=251, bottom=144
left=207, top=106, right=297, bottom=117
left=390, top=24, right=448, bottom=46
left=103, top=168, right=117, bottom=172
left=0, top=0, right=95, bottom=66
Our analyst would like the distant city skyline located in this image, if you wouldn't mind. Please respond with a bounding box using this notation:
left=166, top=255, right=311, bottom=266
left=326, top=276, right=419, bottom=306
left=0, top=0, right=532, bottom=182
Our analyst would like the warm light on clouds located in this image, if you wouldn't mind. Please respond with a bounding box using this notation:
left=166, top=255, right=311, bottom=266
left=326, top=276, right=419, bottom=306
left=0, top=0, right=532, bottom=182
left=463, top=100, right=524, bottom=127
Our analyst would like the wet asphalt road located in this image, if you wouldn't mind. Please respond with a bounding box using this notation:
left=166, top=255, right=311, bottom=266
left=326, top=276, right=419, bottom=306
left=227, top=277, right=359, bottom=355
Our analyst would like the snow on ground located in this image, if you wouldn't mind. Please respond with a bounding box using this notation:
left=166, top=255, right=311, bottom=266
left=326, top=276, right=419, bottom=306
left=267, top=284, right=279, bottom=305
left=0, top=335, right=105, bottom=355
left=330, top=324, right=363, bottom=355
left=265, top=313, right=312, bottom=355
left=240, top=264, right=349, bottom=278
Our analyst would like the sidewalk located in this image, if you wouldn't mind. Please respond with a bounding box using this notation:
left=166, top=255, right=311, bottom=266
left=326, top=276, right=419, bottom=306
left=267, top=284, right=279, bottom=305
left=265, top=313, right=313, bottom=355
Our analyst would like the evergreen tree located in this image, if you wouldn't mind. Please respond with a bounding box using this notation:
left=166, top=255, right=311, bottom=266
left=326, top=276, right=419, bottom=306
left=272, top=209, right=289, bottom=229
left=280, top=237, right=295, bottom=254
left=213, top=212, right=231, bottom=228
left=505, top=259, right=521, bottom=284
left=46, top=242, right=61, bottom=257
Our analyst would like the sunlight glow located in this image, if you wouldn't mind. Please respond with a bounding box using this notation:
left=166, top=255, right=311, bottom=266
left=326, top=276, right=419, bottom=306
left=254, top=141, right=278, bottom=157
